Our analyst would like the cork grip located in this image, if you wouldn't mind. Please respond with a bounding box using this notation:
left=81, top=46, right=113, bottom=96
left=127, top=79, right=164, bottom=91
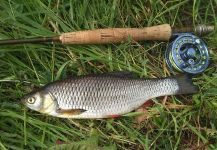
left=60, top=24, right=172, bottom=44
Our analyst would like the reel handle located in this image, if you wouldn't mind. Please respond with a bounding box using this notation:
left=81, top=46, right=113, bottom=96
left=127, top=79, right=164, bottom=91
left=59, top=24, right=172, bottom=44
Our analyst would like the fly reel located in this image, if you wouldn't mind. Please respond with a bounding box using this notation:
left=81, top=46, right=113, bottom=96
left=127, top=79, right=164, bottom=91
left=165, top=33, right=209, bottom=74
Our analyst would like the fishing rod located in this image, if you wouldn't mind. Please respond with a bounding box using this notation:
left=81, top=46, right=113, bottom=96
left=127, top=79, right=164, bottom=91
left=0, top=24, right=214, bottom=45
left=0, top=24, right=215, bottom=74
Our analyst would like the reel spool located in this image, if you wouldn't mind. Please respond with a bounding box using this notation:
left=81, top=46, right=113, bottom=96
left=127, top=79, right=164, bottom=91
left=165, top=33, right=209, bottom=74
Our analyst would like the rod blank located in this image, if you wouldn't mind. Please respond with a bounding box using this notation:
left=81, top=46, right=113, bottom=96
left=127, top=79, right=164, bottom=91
left=0, top=36, right=60, bottom=45
left=0, top=24, right=214, bottom=45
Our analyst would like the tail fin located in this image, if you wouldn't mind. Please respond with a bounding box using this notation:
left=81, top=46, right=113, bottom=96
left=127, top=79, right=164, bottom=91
left=173, top=74, right=198, bottom=95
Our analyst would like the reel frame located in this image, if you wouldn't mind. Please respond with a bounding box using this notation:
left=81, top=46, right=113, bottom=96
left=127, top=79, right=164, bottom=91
left=165, top=33, right=209, bottom=74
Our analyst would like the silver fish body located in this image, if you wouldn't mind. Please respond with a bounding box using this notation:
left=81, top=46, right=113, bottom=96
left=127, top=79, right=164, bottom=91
left=22, top=72, right=198, bottom=118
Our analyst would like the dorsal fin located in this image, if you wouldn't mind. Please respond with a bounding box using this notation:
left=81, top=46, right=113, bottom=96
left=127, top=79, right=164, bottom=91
left=87, top=71, right=136, bottom=78
left=43, top=71, right=137, bottom=89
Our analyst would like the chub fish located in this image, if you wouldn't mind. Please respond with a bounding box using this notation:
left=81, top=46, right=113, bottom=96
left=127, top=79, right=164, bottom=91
left=21, top=72, right=198, bottom=119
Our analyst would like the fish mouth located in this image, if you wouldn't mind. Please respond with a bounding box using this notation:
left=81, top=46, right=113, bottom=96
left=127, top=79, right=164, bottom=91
left=20, top=97, right=27, bottom=105
left=20, top=99, right=25, bottom=104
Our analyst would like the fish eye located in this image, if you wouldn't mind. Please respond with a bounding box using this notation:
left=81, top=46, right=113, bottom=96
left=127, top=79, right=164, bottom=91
left=27, top=97, right=36, bottom=104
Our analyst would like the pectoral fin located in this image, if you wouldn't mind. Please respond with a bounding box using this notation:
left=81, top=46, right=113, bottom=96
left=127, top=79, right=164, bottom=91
left=56, top=108, right=86, bottom=115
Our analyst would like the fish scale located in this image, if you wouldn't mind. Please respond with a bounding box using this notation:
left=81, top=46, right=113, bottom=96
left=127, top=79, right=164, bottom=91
left=47, top=77, right=173, bottom=114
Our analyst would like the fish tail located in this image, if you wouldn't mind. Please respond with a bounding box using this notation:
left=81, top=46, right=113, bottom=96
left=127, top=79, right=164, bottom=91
left=173, top=74, right=199, bottom=94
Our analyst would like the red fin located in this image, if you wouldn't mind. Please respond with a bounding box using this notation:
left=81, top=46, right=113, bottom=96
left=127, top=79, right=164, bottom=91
left=108, top=114, right=121, bottom=118
left=143, top=100, right=154, bottom=108
left=56, top=140, right=65, bottom=145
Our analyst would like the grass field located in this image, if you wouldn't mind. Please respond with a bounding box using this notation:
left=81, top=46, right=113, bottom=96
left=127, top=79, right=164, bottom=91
left=0, top=0, right=217, bottom=149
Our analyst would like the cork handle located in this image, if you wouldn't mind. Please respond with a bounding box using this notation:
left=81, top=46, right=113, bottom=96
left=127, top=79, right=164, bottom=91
left=60, top=24, right=172, bottom=44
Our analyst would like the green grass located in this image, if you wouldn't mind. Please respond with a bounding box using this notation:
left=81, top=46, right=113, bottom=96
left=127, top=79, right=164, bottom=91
left=0, top=0, right=217, bottom=149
